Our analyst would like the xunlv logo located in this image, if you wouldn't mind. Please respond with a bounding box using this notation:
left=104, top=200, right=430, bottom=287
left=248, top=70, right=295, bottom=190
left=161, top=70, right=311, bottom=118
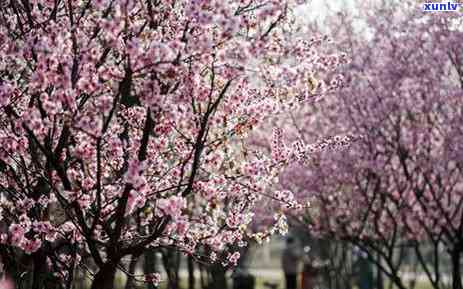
left=422, top=2, right=461, bottom=11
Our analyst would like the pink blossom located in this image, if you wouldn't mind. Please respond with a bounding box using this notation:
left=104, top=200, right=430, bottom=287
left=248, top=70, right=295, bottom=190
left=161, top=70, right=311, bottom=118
left=145, top=273, right=161, bottom=286
left=9, top=224, right=25, bottom=244
left=225, top=213, right=243, bottom=229
left=21, top=238, right=42, bottom=254
left=157, top=196, right=187, bottom=220
left=176, top=220, right=190, bottom=237
left=227, top=252, right=240, bottom=266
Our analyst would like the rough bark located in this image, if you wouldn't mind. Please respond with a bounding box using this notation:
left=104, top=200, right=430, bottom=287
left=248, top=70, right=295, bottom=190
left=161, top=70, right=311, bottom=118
left=91, top=262, right=117, bottom=289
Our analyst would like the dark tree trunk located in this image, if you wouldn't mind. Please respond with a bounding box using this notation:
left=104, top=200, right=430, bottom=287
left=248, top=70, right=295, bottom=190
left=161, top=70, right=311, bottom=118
left=161, top=250, right=173, bottom=289
left=162, top=249, right=180, bottom=289
left=32, top=250, right=47, bottom=289
left=208, top=264, right=228, bottom=289
left=452, top=249, right=462, bottom=289
left=188, top=255, right=195, bottom=289
left=376, top=262, right=384, bottom=289
left=0, top=245, right=25, bottom=288
left=174, top=251, right=181, bottom=289
left=91, top=263, right=117, bottom=289
left=199, top=263, right=207, bottom=289
left=144, top=248, right=159, bottom=289
left=125, top=255, right=139, bottom=289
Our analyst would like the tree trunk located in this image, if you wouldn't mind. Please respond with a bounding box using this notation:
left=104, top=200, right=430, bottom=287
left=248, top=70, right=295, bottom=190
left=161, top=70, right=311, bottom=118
left=91, top=263, right=117, bottom=289
left=32, top=250, right=47, bottom=289
left=199, top=263, right=207, bottom=289
left=162, top=249, right=180, bottom=289
left=161, top=250, right=173, bottom=289
left=376, top=263, right=384, bottom=289
left=144, top=248, right=159, bottom=289
left=125, top=255, right=138, bottom=289
left=208, top=263, right=227, bottom=289
left=174, top=251, right=181, bottom=289
left=452, top=249, right=462, bottom=289
left=188, top=255, right=195, bottom=289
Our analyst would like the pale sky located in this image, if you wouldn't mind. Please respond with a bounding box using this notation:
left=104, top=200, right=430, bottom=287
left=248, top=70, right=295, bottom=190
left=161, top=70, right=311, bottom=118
left=297, top=0, right=357, bottom=23
left=295, top=0, right=371, bottom=38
